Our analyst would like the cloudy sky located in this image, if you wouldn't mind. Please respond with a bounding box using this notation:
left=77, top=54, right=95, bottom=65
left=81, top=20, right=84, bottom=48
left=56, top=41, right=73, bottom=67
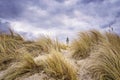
left=0, top=0, right=120, bottom=41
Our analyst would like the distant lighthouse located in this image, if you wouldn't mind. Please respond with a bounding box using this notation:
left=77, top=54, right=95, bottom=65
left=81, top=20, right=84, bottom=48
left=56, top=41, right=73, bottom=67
left=109, top=26, right=113, bottom=32
left=66, top=37, right=69, bottom=46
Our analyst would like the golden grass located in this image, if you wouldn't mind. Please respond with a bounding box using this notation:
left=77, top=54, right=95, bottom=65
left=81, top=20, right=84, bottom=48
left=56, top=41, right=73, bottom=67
left=0, top=31, right=66, bottom=72
left=105, top=32, right=120, bottom=47
left=0, top=30, right=24, bottom=41
left=1, top=53, right=44, bottom=80
left=20, top=43, right=43, bottom=57
left=0, top=32, right=24, bottom=70
left=1, top=49, right=77, bottom=80
left=36, top=36, right=67, bottom=53
left=0, top=30, right=24, bottom=54
left=0, top=30, right=72, bottom=79
left=60, top=42, right=68, bottom=50
left=0, top=53, right=13, bottom=70
left=1, top=29, right=120, bottom=80
left=88, top=32, right=120, bottom=80
left=71, top=30, right=104, bottom=59
left=43, top=49, right=77, bottom=80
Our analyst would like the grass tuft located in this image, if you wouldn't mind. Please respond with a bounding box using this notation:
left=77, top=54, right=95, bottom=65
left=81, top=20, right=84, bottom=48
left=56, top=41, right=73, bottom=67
left=1, top=53, right=44, bottom=80
left=71, top=30, right=104, bottom=59
left=43, top=49, right=77, bottom=80
left=88, top=32, right=120, bottom=80
left=0, top=31, right=24, bottom=70
left=36, top=36, right=66, bottom=53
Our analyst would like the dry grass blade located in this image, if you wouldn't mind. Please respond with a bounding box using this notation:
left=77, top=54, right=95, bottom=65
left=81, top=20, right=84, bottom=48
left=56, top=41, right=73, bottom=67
left=1, top=53, right=44, bottom=80
left=43, top=49, right=77, bottom=80
left=88, top=32, right=120, bottom=80
left=0, top=31, right=24, bottom=70
left=36, top=36, right=66, bottom=53
left=71, top=30, right=104, bottom=59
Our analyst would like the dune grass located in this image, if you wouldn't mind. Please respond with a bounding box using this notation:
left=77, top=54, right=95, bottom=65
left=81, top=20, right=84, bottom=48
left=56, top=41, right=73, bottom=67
left=1, top=49, right=77, bottom=80
left=88, top=32, right=120, bottom=80
left=0, top=32, right=24, bottom=70
left=0, top=33, right=23, bottom=53
left=43, top=49, right=77, bottom=80
left=0, top=31, right=69, bottom=80
left=17, top=43, right=43, bottom=57
left=1, top=53, right=44, bottom=80
left=71, top=30, right=104, bottom=59
left=0, top=31, right=67, bottom=71
left=105, top=32, right=120, bottom=47
left=1, top=29, right=120, bottom=80
left=36, top=36, right=67, bottom=53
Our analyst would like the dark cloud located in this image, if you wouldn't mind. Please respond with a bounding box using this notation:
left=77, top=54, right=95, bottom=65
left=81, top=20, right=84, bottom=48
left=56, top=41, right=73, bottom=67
left=0, top=0, right=30, bottom=19
left=76, top=0, right=120, bottom=18
left=115, top=11, right=120, bottom=17
left=80, top=0, right=104, bottom=4
left=100, top=8, right=120, bottom=28
left=0, top=0, right=120, bottom=40
left=55, top=0, right=65, bottom=3
left=0, top=20, right=10, bottom=33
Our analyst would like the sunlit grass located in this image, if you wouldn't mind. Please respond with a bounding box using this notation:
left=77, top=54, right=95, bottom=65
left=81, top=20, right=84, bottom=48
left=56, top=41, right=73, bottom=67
left=1, top=53, right=44, bottom=80
left=36, top=36, right=67, bottom=53
left=0, top=31, right=24, bottom=70
left=1, top=29, right=120, bottom=80
left=43, top=49, right=77, bottom=80
left=88, top=32, right=120, bottom=80
left=71, top=30, right=104, bottom=59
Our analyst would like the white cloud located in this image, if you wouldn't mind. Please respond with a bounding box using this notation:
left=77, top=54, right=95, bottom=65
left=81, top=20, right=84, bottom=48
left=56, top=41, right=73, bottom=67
left=61, top=15, right=89, bottom=27
left=1, top=0, right=120, bottom=41
left=27, top=6, right=49, bottom=17
left=10, top=21, right=70, bottom=39
left=64, top=0, right=77, bottom=6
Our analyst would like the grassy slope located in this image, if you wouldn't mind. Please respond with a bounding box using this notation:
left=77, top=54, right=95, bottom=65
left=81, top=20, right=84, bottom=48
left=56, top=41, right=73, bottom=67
left=0, top=30, right=120, bottom=80
left=71, top=30, right=120, bottom=80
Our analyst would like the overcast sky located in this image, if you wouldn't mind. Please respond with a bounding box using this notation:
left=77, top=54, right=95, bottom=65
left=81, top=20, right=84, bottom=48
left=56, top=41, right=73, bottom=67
left=0, top=0, right=120, bottom=41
